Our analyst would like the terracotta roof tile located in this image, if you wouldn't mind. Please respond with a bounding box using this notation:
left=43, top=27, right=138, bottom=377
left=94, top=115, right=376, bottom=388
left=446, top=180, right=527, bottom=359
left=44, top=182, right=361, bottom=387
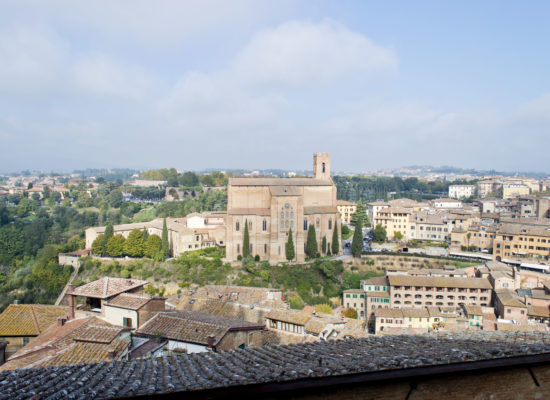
left=265, top=309, right=312, bottom=326
left=0, top=305, right=69, bottom=336
left=105, top=293, right=154, bottom=310
left=388, top=275, right=492, bottom=289
left=69, top=277, right=147, bottom=299
left=137, top=311, right=264, bottom=346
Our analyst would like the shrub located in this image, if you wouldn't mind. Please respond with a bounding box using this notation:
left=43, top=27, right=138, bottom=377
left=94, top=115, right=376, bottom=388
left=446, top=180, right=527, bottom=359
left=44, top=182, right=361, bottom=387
left=120, top=269, right=131, bottom=279
left=341, top=308, right=357, bottom=319
left=288, top=295, right=304, bottom=310
left=315, top=303, right=333, bottom=315
left=237, top=255, right=242, bottom=261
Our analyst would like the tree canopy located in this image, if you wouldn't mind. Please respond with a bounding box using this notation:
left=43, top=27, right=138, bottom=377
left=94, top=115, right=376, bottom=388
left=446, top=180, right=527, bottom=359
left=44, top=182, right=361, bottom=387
left=286, top=228, right=295, bottom=261
left=373, top=224, right=387, bottom=243
left=351, top=219, right=363, bottom=257
left=305, top=225, right=318, bottom=258
left=243, top=220, right=250, bottom=258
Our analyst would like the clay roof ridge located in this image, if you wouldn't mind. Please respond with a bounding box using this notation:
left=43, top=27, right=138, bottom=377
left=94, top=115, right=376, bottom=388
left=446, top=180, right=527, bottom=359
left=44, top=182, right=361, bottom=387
left=29, top=305, right=41, bottom=334
left=103, top=277, right=109, bottom=298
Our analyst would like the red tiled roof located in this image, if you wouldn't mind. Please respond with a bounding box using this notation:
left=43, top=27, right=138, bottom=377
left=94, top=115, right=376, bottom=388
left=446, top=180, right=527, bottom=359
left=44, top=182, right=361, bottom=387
left=0, top=304, right=69, bottom=336
left=69, top=277, right=147, bottom=299
left=105, top=293, right=154, bottom=310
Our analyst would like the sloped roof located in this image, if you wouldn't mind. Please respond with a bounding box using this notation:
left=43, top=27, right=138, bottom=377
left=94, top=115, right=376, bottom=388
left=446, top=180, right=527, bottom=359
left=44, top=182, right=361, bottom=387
left=464, top=305, right=483, bottom=316
left=137, top=311, right=264, bottom=346
left=270, top=186, right=302, bottom=196
left=0, top=304, right=69, bottom=336
left=227, top=208, right=271, bottom=216
left=69, top=277, right=148, bottom=299
left=528, top=305, right=550, bottom=318
left=105, top=293, right=154, bottom=310
left=0, top=317, right=127, bottom=371
left=388, top=275, right=492, bottom=290
left=374, top=308, right=403, bottom=318
left=303, top=206, right=338, bottom=215
left=495, top=290, right=527, bottom=308
left=230, top=178, right=332, bottom=186
left=1, top=332, right=550, bottom=398
left=265, top=309, right=312, bottom=326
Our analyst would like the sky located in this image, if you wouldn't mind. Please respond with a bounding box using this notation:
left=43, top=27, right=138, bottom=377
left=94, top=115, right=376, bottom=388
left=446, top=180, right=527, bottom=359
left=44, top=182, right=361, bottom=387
left=1, top=0, right=549, bottom=174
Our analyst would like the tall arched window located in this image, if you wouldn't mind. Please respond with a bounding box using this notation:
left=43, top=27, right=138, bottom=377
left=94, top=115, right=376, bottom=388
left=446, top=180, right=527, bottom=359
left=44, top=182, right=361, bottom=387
left=237, top=244, right=240, bottom=254
left=236, top=221, right=240, bottom=231
left=304, top=219, right=308, bottom=231
left=328, top=219, right=332, bottom=230
left=262, top=219, right=267, bottom=231
left=322, top=162, right=326, bottom=173
left=316, top=218, right=320, bottom=229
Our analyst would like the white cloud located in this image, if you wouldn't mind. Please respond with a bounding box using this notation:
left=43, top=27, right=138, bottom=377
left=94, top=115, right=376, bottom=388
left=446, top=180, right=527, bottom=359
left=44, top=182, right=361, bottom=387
left=0, top=26, right=66, bottom=92
left=234, top=20, right=398, bottom=87
left=72, top=53, right=153, bottom=100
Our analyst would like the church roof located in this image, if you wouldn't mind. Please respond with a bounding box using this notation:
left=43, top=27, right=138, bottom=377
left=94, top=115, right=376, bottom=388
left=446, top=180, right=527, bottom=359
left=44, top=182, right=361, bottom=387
left=230, top=178, right=332, bottom=187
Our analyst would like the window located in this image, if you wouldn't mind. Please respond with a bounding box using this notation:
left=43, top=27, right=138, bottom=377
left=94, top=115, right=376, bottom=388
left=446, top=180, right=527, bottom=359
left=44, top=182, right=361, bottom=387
left=322, top=162, right=326, bottom=173
left=23, top=337, right=30, bottom=345
left=237, top=244, right=240, bottom=254
left=328, top=219, right=332, bottom=230
left=304, top=219, right=308, bottom=231
left=236, top=221, right=240, bottom=231
left=123, top=317, right=132, bottom=328
left=316, top=218, right=320, bottom=228
left=264, top=244, right=267, bottom=254
left=262, top=220, right=267, bottom=231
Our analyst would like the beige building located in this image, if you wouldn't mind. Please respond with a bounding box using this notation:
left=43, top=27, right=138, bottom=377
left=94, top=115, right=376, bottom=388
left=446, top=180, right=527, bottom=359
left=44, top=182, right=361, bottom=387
left=336, top=200, right=356, bottom=225
left=85, top=212, right=226, bottom=257
left=502, top=183, right=530, bottom=199
left=373, top=207, right=411, bottom=240
left=225, top=153, right=341, bottom=263
left=493, top=223, right=550, bottom=261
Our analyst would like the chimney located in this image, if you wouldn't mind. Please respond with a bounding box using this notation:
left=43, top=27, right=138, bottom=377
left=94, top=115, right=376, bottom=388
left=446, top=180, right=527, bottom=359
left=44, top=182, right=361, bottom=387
left=67, top=284, right=75, bottom=320
left=207, top=336, right=216, bottom=348
left=57, top=317, right=66, bottom=327
left=513, top=265, right=521, bottom=290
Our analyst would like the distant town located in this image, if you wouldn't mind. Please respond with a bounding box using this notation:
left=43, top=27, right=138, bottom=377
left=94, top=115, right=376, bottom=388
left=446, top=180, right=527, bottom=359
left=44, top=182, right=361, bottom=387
left=1, top=153, right=550, bottom=397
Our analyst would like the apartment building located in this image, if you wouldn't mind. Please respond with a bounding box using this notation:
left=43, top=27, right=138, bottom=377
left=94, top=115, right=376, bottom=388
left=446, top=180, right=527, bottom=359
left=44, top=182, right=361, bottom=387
left=336, top=200, right=356, bottom=225
left=451, top=223, right=497, bottom=251
left=367, top=201, right=389, bottom=223
left=477, top=180, right=502, bottom=198
left=410, top=212, right=452, bottom=242
left=449, top=185, right=476, bottom=199
left=388, top=275, right=492, bottom=309
left=493, top=223, right=550, bottom=261
left=502, top=184, right=530, bottom=199
left=373, top=207, right=412, bottom=240
left=430, top=198, right=463, bottom=209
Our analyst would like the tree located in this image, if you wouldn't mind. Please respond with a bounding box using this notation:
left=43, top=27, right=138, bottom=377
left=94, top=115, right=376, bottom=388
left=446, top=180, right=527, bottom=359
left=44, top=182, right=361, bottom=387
left=162, top=218, right=170, bottom=257
left=101, top=223, right=114, bottom=255
left=394, top=231, right=403, bottom=241
left=373, top=224, right=387, bottom=243
left=180, top=171, right=199, bottom=187
left=109, top=189, right=123, bottom=208
left=305, top=225, right=318, bottom=258
left=243, top=219, right=250, bottom=258
left=332, top=222, right=339, bottom=255
left=322, top=236, right=327, bottom=254
left=142, top=227, right=149, bottom=241
left=351, top=200, right=369, bottom=227
left=106, top=234, right=125, bottom=257
left=467, top=232, right=472, bottom=249
left=91, top=234, right=105, bottom=256
left=144, top=234, right=163, bottom=258
left=351, top=218, right=363, bottom=257
left=286, top=228, right=295, bottom=261
left=124, top=229, right=144, bottom=257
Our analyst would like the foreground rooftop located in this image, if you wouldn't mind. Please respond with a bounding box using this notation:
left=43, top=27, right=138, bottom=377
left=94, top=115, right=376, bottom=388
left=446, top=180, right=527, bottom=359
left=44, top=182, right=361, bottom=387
left=1, top=331, right=549, bottom=399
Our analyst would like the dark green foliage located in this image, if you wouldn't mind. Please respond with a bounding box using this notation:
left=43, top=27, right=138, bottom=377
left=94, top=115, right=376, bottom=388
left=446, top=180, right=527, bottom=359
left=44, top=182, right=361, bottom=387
left=305, top=225, right=318, bottom=258
left=373, top=224, right=387, bottom=242
left=332, top=222, right=339, bottom=254
left=124, top=229, right=144, bottom=257
left=106, top=234, right=125, bottom=257
left=102, top=223, right=114, bottom=254
left=142, top=227, right=149, bottom=241
left=91, top=234, right=105, bottom=256
left=243, top=220, right=250, bottom=258
left=161, top=218, right=170, bottom=257
left=179, top=171, right=199, bottom=187
left=351, top=200, right=369, bottom=227
left=351, top=219, right=363, bottom=257
left=108, top=189, right=123, bottom=208
left=286, top=228, right=295, bottom=261
left=321, top=235, right=327, bottom=254
left=254, top=255, right=260, bottom=262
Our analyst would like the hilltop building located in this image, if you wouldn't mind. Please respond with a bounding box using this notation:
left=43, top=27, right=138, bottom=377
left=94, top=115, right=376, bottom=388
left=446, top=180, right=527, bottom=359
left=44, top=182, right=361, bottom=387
left=225, top=153, right=342, bottom=263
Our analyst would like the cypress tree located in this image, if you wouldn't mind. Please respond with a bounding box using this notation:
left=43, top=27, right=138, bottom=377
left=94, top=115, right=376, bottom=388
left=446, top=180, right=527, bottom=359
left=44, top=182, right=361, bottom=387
left=101, top=223, right=114, bottom=256
left=351, top=218, right=363, bottom=257
left=162, top=218, right=170, bottom=257
left=322, top=235, right=327, bottom=254
left=332, top=222, right=339, bottom=255
left=243, top=219, right=250, bottom=258
left=351, top=200, right=369, bottom=227
left=305, top=225, right=318, bottom=258
left=142, top=227, right=149, bottom=241
left=285, top=228, right=295, bottom=261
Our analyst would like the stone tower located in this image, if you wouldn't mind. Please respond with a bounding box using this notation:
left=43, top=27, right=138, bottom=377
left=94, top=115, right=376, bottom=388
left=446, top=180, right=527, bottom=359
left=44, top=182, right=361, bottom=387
left=313, top=153, right=331, bottom=180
